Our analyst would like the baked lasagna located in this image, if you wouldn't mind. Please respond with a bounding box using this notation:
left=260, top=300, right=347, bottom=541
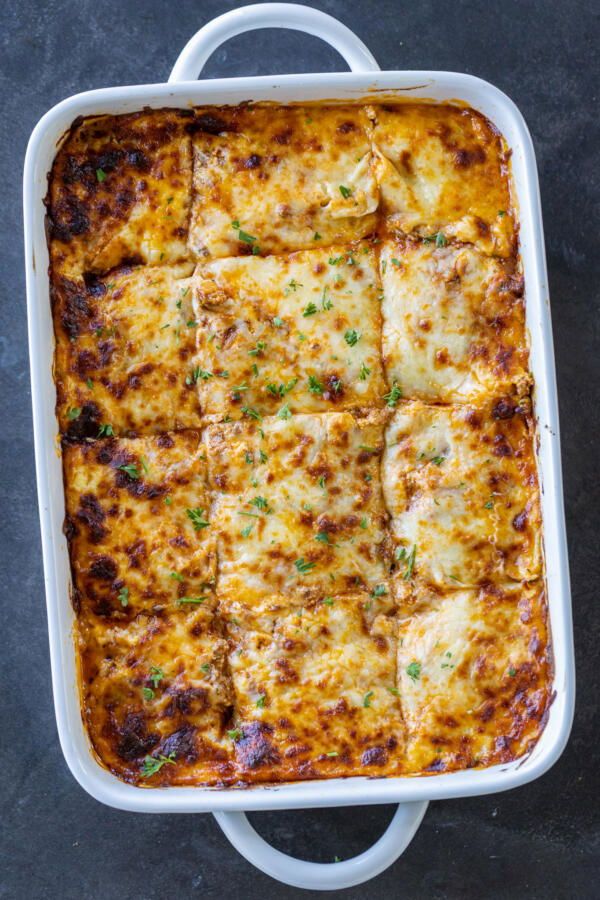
left=48, top=102, right=551, bottom=786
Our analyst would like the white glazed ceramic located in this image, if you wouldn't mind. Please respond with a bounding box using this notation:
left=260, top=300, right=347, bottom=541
left=23, top=4, right=575, bottom=890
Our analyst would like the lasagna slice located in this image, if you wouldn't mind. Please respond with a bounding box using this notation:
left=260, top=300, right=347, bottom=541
left=188, top=105, right=378, bottom=259
left=63, top=432, right=216, bottom=616
left=382, top=401, right=541, bottom=595
left=205, top=411, right=391, bottom=603
left=79, top=605, right=234, bottom=785
left=370, top=104, right=514, bottom=256
left=224, top=593, right=404, bottom=781
left=380, top=238, right=530, bottom=402
left=48, top=109, right=192, bottom=278
left=397, top=584, right=550, bottom=773
left=53, top=264, right=201, bottom=436
left=192, top=243, right=385, bottom=419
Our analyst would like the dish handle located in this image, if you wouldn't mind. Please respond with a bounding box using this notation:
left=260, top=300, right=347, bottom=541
left=168, top=2, right=380, bottom=82
left=213, top=802, right=428, bottom=890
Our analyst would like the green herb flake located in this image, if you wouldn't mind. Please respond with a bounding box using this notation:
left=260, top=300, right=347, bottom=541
left=359, top=362, right=371, bottom=381
left=67, top=407, right=81, bottom=420
left=272, top=316, right=284, bottom=328
left=315, top=531, right=332, bottom=544
left=294, top=558, right=316, bottom=575
left=363, top=691, right=374, bottom=708
left=118, top=463, right=140, bottom=480
left=97, top=423, right=114, bottom=437
left=384, top=382, right=402, bottom=407
left=255, top=694, right=266, bottom=708
left=149, top=665, right=164, bottom=688
left=303, top=302, right=317, bottom=317
left=117, top=586, right=129, bottom=607
left=339, top=185, right=352, bottom=199
left=186, top=507, right=210, bottom=531
left=95, top=168, right=107, bottom=182
left=308, top=374, right=324, bottom=395
left=313, top=232, right=322, bottom=240
left=227, top=728, right=242, bottom=741
left=241, top=405, right=262, bottom=421
left=277, top=402, right=292, bottom=420
left=142, top=687, right=154, bottom=701
left=406, top=661, right=421, bottom=682
left=344, top=329, right=360, bottom=347
left=141, top=753, right=175, bottom=778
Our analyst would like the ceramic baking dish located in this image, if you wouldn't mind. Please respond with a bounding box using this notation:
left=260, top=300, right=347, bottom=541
left=23, top=3, right=575, bottom=890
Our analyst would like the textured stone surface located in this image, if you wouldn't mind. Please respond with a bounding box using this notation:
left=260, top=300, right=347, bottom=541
left=1, top=1, right=598, bottom=897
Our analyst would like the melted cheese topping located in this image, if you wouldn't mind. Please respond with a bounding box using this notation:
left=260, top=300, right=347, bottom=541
left=205, top=411, right=390, bottom=602
left=383, top=401, right=541, bottom=595
left=370, top=104, right=515, bottom=256
left=48, top=110, right=192, bottom=278
left=188, top=105, right=378, bottom=258
left=192, top=243, right=385, bottom=419
left=380, top=238, right=530, bottom=402
left=79, top=606, right=234, bottom=785
left=63, top=432, right=216, bottom=616
left=225, top=594, right=404, bottom=780
left=398, top=584, right=549, bottom=772
left=53, top=264, right=200, bottom=435
left=48, top=103, right=549, bottom=787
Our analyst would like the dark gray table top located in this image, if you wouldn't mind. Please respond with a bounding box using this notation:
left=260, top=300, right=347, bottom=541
left=2, top=1, right=598, bottom=897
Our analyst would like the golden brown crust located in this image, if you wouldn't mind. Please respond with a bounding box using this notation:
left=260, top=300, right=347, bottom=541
left=49, top=103, right=550, bottom=787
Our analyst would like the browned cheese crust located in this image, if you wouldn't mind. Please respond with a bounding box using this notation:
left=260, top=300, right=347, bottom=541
left=48, top=103, right=550, bottom=786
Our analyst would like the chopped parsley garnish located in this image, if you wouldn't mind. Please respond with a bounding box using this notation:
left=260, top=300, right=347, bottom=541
left=248, top=340, right=266, bottom=357
left=360, top=517, right=368, bottom=529
left=391, top=257, right=401, bottom=267
left=67, top=407, right=81, bottom=420
left=245, top=452, right=254, bottom=464
left=359, top=362, right=371, bottom=381
left=227, top=728, right=242, bottom=741
left=396, top=544, right=417, bottom=580
left=95, top=168, right=107, bottom=182
left=250, top=496, right=270, bottom=511
left=508, top=666, right=517, bottom=677
left=272, top=316, right=284, bottom=328
left=149, top=665, right=164, bottom=688
left=277, top=403, right=292, bottom=420
left=328, top=255, right=344, bottom=266
left=498, top=210, right=506, bottom=217
left=318, top=475, right=326, bottom=489
left=86, top=378, right=94, bottom=389
left=363, top=691, right=374, bottom=708
left=200, top=663, right=211, bottom=674
left=430, top=456, right=446, bottom=466
left=141, top=753, right=175, bottom=778
left=169, top=571, right=184, bottom=582
left=339, top=185, right=352, bottom=199
left=97, top=423, right=114, bottom=437
left=284, top=278, right=303, bottom=295
left=326, top=751, right=338, bottom=757
left=231, top=221, right=259, bottom=250
left=186, top=366, right=212, bottom=385
left=315, top=531, right=332, bottom=544
left=371, top=584, right=387, bottom=597
left=322, top=597, right=334, bottom=606
left=186, top=507, right=210, bottom=531
left=424, top=232, right=447, bottom=248
left=484, top=500, right=494, bottom=509
left=308, top=374, right=324, bottom=394
left=177, top=596, right=207, bottom=605
left=117, top=586, right=129, bottom=607
left=313, top=232, right=322, bottom=240
left=406, top=661, right=421, bottom=682
left=384, top=382, right=402, bottom=407
left=118, top=463, right=139, bottom=479
left=255, top=694, right=266, bottom=708
left=266, top=378, right=297, bottom=397
left=388, top=687, right=400, bottom=697
left=321, top=287, right=333, bottom=310
left=142, top=687, right=154, bottom=701
left=240, top=524, right=254, bottom=538
left=344, top=329, right=360, bottom=347
left=303, top=302, right=317, bottom=317
left=259, top=450, right=268, bottom=463
left=241, top=405, right=262, bottom=421
left=294, top=558, right=316, bottom=574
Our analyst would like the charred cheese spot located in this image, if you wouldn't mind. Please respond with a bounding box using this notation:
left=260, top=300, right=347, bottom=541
left=225, top=595, right=404, bottom=780
left=192, top=243, right=385, bottom=419
left=54, top=264, right=200, bottom=434
left=205, top=412, right=391, bottom=603
left=188, top=106, right=378, bottom=258
left=383, top=401, right=541, bottom=596
left=63, top=432, right=216, bottom=617
left=48, top=109, right=192, bottom=278
left=370, top=104, right=515, bottom=256
left=398, top=584, right=550, bottom=772
left=380, top=238, right=530, bottom=402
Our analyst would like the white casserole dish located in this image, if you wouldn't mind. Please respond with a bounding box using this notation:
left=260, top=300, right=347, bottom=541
left=23, top=4, right=575, bottom=890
